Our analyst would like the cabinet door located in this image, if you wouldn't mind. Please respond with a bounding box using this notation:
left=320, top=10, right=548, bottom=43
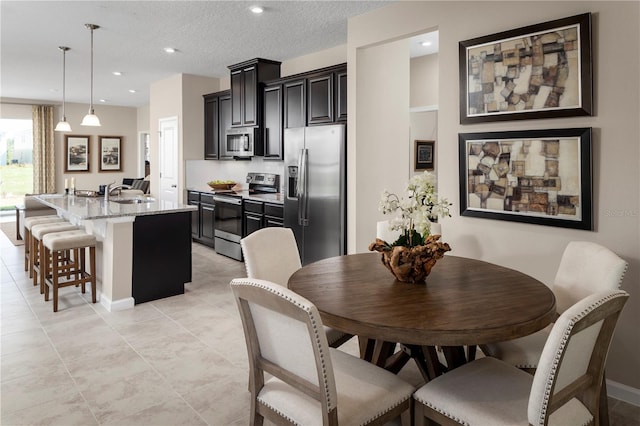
left=230, top=69, right=243, bottom=127
left=204, top=95, right=218, bottom=159
left=336, top=70, right=347, bottom=122
left=189, top=201, right=200, bottom=238
left=201, top=203, right=215, bottom=242
left=284, top=80, right=306, bottom=128
left=263, top=84, right=283, bottom=159
left=307, top=74, right=333, bottom=125
left=242, top=65, right=257, bottom=127
left=243, top=213, right=263, bottom=237
left=219, top=93, right=232, bottom=154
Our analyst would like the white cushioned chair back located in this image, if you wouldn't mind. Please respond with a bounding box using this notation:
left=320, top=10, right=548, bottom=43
left=240, top=227, right=302, bottom=287
left=230, top=278, right=338, bottom=410
left=528, top=290, right=629, bottom=426
left=554, top=241, right=627, bottom=313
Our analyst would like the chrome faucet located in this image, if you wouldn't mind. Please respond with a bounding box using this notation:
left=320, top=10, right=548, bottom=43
left=104, top=182, right=132, bottom=201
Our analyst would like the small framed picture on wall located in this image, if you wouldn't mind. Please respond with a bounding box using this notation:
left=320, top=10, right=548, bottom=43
left=99, top=136, right=122, bottom=172
left=64, top=135, right=90, bottom=172
left=415, top=140, right=435, bottom=171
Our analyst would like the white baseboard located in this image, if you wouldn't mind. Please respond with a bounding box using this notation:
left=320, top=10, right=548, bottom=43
left=100, top=295, right=135, bottom=312
left=607, top=379, right=640, bottom=407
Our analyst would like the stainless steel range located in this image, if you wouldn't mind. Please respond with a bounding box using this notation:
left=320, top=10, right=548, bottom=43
left=213, top=172, right=280, bottom=261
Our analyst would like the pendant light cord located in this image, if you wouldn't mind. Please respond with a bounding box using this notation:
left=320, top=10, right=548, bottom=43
left=89, top=25, right=94, bottom=112
left=62, top=47, right=67, bottom=119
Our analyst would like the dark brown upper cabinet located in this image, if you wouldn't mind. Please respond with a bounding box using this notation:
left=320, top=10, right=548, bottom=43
left=228, top=58, right=281, bottom=128
left=307, top=74, right=334, bottom=125
left=257, top=63, right=347, bottom=161
left=203, top=90, right=230, bottom=160
left=267, top=63, right=346, bottom=130
left=336, top=70, right=347, bottom=122
left=263, top=83, right=284, bottom=159
left=284, top=80, right=306, bottom=129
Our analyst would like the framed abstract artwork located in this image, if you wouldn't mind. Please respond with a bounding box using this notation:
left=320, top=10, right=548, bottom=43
left=64, top=135, right=90, bottom=172
left=459, top=128, right=592, bottom=230
left=459, top=13, right=592, bottom=124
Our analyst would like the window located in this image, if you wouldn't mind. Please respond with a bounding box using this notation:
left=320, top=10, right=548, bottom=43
left=0, top=119, right=33, bottom=211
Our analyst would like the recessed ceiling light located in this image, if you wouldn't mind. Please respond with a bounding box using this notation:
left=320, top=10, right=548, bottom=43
left=112, top=71, right=122, bottom=76
left=99, top=99, right=108, bottom=103
left=164, top=47, right=176, bottom=53
left=421, top=41, right=432, bottom=47
left=129, top=89, right=137, bottom=93
left=250, top=6, right=264, bottom=14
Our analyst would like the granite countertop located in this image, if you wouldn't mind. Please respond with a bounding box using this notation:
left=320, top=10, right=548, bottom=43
left=35, top=194, right=196, bottom=221
left=187, top=187, right=284, bottom=204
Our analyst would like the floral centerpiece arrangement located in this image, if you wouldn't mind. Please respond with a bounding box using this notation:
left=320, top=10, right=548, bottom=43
left=369, top=171, right=452, bottom=283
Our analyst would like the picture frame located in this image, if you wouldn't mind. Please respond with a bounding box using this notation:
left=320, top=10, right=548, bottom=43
left=99, top=136, right=122, bottom=172
left=415, top=140, right=435, bottom=171
left=64, top=135, right=90, bottom=172
left=459, top=13, right=592, bottom=124
left=458, top=128, right=592, bottom=230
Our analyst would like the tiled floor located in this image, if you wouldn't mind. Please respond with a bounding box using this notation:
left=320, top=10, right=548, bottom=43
left=1, top=223, right=639, bottom=425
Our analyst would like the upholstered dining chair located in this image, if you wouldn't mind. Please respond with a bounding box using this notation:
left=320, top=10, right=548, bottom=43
left=414, top=290, right=629, bottom=426
left=240, top=227, right=352, bottom=348
left=480, top=241, right=627, bottom=425
left=230, top=278, right=415, bottom=426
left=481, top=241, right=628, bottom=370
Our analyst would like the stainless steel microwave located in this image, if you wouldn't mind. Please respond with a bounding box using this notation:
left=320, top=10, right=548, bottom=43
left=222, top=127, right=258, bottom=159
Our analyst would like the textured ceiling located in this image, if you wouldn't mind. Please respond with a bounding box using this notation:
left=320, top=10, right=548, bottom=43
left=1, top=1, right=391, bottom=108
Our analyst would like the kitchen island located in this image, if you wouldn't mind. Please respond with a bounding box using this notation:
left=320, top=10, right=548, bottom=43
left=34, top=194, right=196, bottom=311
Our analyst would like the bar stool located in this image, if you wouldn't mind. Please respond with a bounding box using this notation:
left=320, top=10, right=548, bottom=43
left=42, top=230, right=97, bottom=312
left=30, top=222, right=79, bottom=291
left=23, top=215, right=65, bottom=275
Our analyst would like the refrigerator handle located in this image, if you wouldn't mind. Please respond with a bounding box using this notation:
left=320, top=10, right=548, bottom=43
left=296, top=149, right=304, bottom=224
left=298, top=148, right=309, bottom=226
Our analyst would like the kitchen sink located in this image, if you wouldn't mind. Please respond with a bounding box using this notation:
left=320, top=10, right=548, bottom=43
left=110, top=197, right=155, bottom=204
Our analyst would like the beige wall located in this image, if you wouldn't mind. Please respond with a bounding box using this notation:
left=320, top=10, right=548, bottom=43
left=1, top=101, right=144, bottom=193
left=410, top=54, right=438, bottom=108
left=149, top=74, right=182, bottom=197
left=349, top=1, right=640, bottom=395
left=137, top=105, right=150, bottom=132
left=148, top=73, right=219, bottom=198
left=182, top=74, right=220, bottom=161
left=54, top=102, right=139, bottom=193
left=281, top=44, right=347, bottom=77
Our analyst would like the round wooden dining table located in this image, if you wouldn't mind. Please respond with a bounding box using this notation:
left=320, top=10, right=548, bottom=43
left=288, top=252, right=556, bottom=380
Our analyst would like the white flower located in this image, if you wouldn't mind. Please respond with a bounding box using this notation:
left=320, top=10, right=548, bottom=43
left=378, top=171, right=451, bottom=247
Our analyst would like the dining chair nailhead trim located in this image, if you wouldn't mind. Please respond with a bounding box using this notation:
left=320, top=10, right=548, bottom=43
left=359, top=397, right=412, bottom=426
left=415, top=398, right=470, bottom=426
left=233, top=279, right=335, bottom=410
left=257, top=401, right=302, bottom=426
left=536, top=291, right=624, bottom=425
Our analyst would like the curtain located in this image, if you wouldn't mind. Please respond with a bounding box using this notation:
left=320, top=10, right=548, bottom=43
left=32, top=105, right=56, bottom=194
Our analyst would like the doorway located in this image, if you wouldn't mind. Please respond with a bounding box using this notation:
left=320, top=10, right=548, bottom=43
left=138, top=131, right=150, bottom=179
left=158, top=117, right=179, bottom=204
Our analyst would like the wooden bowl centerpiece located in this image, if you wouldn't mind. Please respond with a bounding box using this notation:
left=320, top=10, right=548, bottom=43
left=207, top=180, right=236, bottom=190
left=369, top=234, right=451, bottom=283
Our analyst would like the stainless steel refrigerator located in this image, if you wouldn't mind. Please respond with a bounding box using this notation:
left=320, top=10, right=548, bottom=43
left=284, top=124, right=346, bottom=265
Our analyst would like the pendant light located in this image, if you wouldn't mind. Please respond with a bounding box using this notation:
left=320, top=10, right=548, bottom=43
left=81, top=23, right=101, bottom=126
left=54, top=46, right=72, bottom=132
